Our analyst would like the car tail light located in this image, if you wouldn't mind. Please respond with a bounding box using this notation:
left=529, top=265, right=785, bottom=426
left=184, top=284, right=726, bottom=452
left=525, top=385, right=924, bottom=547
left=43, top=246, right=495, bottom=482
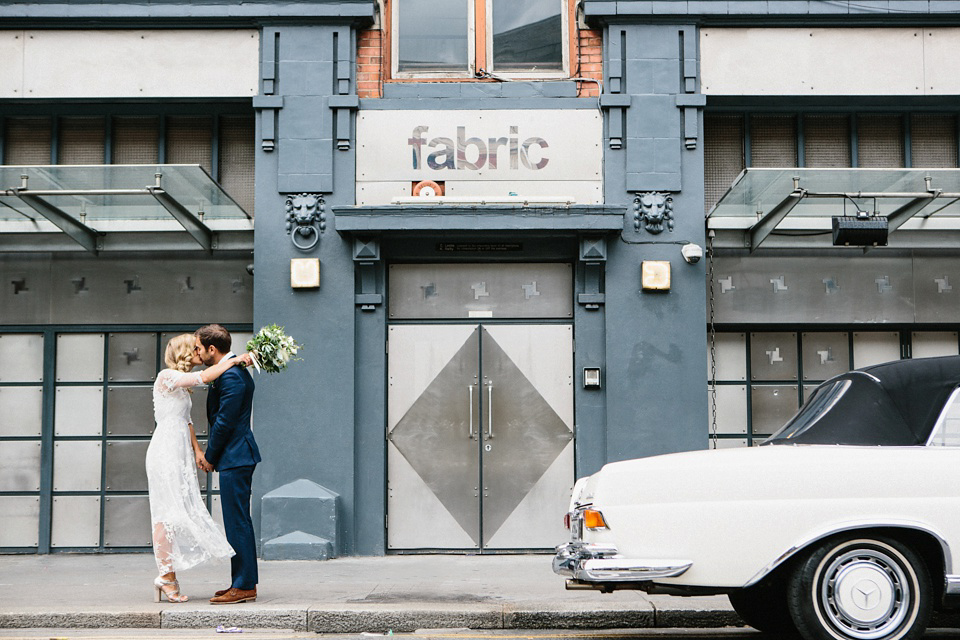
left=563, top=512, right=571, bottom=529
left=582, top=509, right=608, bottom=530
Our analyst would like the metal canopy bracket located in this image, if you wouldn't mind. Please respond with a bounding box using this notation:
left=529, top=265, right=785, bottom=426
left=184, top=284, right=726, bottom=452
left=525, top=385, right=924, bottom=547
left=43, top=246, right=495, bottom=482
left=886, top=196, right=936, bottom=232
left=748, top=179, right=803, bottom=252
left=147, top=174, right=213, bottom=252
left=4, top=169, right=220, bottom=253
left=729, top=171, right=960, bottom=251
left=16, top=192, right=101, bottom=254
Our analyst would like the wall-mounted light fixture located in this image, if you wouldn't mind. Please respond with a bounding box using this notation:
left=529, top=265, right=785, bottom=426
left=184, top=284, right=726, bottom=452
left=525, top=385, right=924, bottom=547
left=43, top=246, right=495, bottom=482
left=290, top=258, right=320, bottom=289
left=832, top=212, right=888, bottom=247
left=641, top=260, right=671, bottom=291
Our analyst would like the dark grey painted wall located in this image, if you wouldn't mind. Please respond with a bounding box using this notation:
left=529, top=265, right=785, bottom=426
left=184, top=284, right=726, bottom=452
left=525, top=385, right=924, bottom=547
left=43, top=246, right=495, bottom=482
left=251, top=12, right=712, bottom=553
left=252, top=22, right=366, bottom=555
left=597, top=23, right=708, bottom=463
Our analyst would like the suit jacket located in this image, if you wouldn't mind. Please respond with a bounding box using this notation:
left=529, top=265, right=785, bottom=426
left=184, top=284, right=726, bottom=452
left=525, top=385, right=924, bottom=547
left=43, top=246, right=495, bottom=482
left=204, top=357, right=260, bottom=471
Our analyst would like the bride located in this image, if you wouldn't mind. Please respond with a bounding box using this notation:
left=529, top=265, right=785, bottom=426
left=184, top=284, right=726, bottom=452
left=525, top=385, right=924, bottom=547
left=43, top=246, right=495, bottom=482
left=147, top=333, right=252, bottom=603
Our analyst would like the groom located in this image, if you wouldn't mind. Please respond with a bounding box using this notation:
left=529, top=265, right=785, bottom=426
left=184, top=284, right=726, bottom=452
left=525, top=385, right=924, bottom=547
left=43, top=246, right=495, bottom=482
left=195, top=324, right=260, bottom=605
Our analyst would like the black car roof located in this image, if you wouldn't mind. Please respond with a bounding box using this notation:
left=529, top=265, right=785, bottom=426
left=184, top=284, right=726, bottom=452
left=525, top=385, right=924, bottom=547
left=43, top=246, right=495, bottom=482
left=766, top=355, right=960, bottom=446
left=860, top=355, right=960, bottom=442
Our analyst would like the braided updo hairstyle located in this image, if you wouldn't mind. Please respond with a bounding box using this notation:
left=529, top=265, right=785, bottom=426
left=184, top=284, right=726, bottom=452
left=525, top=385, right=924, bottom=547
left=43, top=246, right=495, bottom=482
left=164, top=333, right=197, bottom=373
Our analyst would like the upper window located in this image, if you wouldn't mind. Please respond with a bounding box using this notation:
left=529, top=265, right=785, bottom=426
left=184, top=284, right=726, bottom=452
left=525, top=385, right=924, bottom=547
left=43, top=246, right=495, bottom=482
left=391, top=0, right=569, bottom=78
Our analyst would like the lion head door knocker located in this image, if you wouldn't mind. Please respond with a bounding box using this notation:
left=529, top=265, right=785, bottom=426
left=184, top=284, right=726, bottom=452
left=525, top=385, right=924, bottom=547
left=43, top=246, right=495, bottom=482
left=285, top=193, right=326, bottom=251
left=633, top=192, right=674, bottom=234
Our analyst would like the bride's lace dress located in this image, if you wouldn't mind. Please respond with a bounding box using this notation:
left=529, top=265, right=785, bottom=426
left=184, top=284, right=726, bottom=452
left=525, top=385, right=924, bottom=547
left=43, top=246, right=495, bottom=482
left=146, top=369, right=235, bottom=574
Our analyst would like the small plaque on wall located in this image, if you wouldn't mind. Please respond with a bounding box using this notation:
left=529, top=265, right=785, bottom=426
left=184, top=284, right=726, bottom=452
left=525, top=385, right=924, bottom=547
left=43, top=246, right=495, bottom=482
left=290, top=259, right=320, bottom=289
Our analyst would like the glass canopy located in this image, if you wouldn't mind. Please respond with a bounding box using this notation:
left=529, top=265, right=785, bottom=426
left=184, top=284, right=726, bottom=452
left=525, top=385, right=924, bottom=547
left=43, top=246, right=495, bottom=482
left=0, top=164, right=250, bottom=223
left=709, top=168, right=960, bottom=220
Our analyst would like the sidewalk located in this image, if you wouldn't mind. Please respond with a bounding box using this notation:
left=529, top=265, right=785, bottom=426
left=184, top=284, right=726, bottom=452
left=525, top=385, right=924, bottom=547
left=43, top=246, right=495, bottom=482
left=0, top=554, right=739, bottom=632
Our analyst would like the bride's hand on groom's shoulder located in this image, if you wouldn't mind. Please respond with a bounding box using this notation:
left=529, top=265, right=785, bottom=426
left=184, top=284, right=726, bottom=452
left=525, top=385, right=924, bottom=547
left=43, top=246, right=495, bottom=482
left=237, top=353, right=253, bottom=367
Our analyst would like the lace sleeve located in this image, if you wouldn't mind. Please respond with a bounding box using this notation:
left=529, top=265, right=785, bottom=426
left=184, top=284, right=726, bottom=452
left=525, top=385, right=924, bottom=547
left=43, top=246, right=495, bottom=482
left=156, top=369, right=205, bottom=393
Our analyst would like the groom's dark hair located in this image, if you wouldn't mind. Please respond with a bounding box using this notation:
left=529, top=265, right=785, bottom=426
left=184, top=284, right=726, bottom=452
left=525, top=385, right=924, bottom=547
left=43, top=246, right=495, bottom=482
left=195, top=324, right=232, bottom=353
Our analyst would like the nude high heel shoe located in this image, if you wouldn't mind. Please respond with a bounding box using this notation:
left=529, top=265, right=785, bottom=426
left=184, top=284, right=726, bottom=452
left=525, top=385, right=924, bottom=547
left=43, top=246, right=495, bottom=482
left=154, top=576, right=188, bottom=603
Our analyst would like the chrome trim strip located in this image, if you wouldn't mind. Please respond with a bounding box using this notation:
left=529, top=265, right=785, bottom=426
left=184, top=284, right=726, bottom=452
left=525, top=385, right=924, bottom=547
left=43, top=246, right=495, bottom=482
left=746, top=520, right=953, bottom=587
left=579, top=558, right=693, bottom=581
left=553, top=541, right=692, bottom=583
left=946, top=575, right=960, bottom=596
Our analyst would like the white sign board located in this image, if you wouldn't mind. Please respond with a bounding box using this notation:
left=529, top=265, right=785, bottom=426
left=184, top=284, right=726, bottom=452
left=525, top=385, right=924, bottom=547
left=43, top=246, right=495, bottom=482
left=356, top=110, right=603, bottom=205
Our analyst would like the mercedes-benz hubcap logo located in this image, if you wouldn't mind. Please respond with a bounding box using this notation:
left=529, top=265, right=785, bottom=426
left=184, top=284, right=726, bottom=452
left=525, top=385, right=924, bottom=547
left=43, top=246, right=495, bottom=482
left=853, top=580, right=879, bottom=609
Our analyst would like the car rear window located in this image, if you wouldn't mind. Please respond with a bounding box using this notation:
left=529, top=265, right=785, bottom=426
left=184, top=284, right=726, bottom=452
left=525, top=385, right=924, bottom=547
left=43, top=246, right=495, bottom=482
left=763, top=373, right=922, bottom=446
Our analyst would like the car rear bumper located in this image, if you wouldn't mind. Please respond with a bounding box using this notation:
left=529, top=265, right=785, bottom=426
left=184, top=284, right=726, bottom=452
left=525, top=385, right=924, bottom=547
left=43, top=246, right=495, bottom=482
left=553, top=541, right=692, bottom=582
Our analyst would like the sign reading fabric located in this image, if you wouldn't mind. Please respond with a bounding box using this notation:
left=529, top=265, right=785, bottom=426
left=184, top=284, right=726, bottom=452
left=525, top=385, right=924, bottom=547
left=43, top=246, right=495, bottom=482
left=356, top=110, right=602, bottom=205
left=408, top=125, right=549, bottom=171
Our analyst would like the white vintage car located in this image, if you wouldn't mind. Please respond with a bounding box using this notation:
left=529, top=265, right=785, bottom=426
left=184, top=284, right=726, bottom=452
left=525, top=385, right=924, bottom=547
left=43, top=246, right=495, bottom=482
left=554, top=355, right=960, bottom=640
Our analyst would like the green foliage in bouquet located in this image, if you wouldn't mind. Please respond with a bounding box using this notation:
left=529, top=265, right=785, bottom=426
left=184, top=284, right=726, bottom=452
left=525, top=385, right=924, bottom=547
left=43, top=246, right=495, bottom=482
left=246, top=324, right=303, bottom=374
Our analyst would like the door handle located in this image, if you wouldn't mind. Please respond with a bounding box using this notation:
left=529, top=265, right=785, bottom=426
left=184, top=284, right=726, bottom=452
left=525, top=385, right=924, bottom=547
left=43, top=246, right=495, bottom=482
left=468, top=384, right=476, bottom=440
left=487, top=382, right=494, bottom=438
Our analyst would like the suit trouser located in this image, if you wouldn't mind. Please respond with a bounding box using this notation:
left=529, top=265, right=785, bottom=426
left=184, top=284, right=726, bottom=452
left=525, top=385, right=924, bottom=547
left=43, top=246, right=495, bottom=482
left=220, top=465, right=258, bottom=590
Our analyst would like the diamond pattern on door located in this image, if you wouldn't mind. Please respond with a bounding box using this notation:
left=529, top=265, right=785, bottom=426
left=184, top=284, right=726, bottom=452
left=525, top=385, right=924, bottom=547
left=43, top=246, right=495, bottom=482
left=387, top=444, right=476, bottom=548
left=479, top=328, right=572, bottom=545
left=484, top=440, right=574, bottom=549
left=389, top=328, right=480, bottom=544
left=387, top=324, right=573, bottom=550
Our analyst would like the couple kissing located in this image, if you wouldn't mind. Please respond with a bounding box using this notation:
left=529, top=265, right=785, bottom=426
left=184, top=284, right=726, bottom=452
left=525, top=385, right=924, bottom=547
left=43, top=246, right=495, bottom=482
left=145, top=324, right=260, bottom=605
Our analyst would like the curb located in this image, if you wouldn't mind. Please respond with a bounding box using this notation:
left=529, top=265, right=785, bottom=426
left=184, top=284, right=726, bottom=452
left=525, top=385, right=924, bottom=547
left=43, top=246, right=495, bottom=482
left=0, top=607, right=744, bottom=633
left=4, top=608, right=960, bottom=633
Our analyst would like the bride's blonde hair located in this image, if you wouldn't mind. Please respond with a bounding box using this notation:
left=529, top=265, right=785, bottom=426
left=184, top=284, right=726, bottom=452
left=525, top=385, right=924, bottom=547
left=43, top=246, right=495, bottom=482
left=164, top=334, right=196, bottom=373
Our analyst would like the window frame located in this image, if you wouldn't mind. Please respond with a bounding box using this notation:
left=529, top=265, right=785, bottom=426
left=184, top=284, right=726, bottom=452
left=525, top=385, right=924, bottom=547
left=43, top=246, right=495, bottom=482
left=389, top=0, right=571, bottom=80
left=483, top=0, right=570, bottom=79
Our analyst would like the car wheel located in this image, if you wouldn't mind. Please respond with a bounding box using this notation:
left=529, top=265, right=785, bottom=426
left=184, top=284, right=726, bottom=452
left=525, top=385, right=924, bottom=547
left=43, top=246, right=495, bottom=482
left=728, top=575, right=798, bottom=635
left=787, top=535, right=932, bottom=640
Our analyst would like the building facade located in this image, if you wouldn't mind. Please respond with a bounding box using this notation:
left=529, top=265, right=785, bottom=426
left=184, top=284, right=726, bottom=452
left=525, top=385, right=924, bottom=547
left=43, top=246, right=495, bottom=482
left=2, top=0, right=959, bottom=556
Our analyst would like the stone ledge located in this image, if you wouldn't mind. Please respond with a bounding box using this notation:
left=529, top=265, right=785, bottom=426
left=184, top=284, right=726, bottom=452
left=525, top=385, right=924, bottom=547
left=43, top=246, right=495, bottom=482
left=307, top=606, right=503, bottom=633
left=0, top=612, right=160, bottom=629
left=161, top=608, right=308, bottom=631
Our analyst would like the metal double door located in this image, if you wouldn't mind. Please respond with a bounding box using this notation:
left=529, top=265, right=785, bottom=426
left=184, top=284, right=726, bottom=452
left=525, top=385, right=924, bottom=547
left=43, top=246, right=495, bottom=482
left=387, top=324, right=573, bottom=550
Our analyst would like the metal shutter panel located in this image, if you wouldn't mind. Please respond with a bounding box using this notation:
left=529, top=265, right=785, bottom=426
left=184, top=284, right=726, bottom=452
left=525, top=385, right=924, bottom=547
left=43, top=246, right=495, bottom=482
left=218, top=115, right=255, bottom=215
left=3, top=118, right=52, bottom=165
left=166, top=116, right=213, bottom=174
left=112, top=117, right=159, bottom=165
left=858, top=115, right=904, bottom=168
left=911, top=114, right=957, bottom=168
left=804, top=115, right=851, bottom=168
left=750, top=115, right=797, bottom=168
left=59, top=117, right=105, bottom=165
left=704, top=114, right=744, bottom=213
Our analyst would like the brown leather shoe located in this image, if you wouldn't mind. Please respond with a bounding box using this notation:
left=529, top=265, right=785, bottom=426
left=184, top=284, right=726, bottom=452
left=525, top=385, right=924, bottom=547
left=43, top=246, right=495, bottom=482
left=214, top=588, right=231, bottom=597
left=210, top=587, right=257, bottom=604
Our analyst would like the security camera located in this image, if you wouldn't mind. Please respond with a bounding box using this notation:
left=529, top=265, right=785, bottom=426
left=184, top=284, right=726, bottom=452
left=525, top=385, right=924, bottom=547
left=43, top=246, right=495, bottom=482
left=681, top=243, right=703, bottom=264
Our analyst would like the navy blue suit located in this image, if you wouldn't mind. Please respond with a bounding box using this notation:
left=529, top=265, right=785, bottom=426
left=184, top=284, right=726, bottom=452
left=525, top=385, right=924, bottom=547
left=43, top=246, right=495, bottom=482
left=205, top=357, right=259, bottom=590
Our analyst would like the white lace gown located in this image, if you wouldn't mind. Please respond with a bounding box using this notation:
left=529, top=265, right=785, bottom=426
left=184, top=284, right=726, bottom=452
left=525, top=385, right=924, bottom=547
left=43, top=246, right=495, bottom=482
left=146, top=369, right=235, bottom=574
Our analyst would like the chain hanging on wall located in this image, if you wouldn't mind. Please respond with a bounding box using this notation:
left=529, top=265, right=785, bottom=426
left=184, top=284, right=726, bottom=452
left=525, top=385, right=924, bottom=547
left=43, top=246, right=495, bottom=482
left=707, top=228, right=718, bottom=450
left=284, top=193, right=326, bottom=251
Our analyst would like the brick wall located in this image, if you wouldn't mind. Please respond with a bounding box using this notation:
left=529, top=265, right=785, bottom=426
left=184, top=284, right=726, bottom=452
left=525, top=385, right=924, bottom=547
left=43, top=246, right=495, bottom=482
left=357, top=28, right=382, bottom=99
left=355, top=24, right=603, bottom=99
left=576, top=28, right=603, bottom=97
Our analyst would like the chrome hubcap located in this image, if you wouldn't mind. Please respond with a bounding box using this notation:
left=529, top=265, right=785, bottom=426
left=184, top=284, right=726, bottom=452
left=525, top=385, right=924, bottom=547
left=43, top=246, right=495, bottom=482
left=822, top=548, right=910, bottom=639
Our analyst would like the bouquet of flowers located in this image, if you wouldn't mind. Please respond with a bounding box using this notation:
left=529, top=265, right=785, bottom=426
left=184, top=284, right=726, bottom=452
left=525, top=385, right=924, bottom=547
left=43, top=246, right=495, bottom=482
left=246, top=324, right=303, bottom=374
